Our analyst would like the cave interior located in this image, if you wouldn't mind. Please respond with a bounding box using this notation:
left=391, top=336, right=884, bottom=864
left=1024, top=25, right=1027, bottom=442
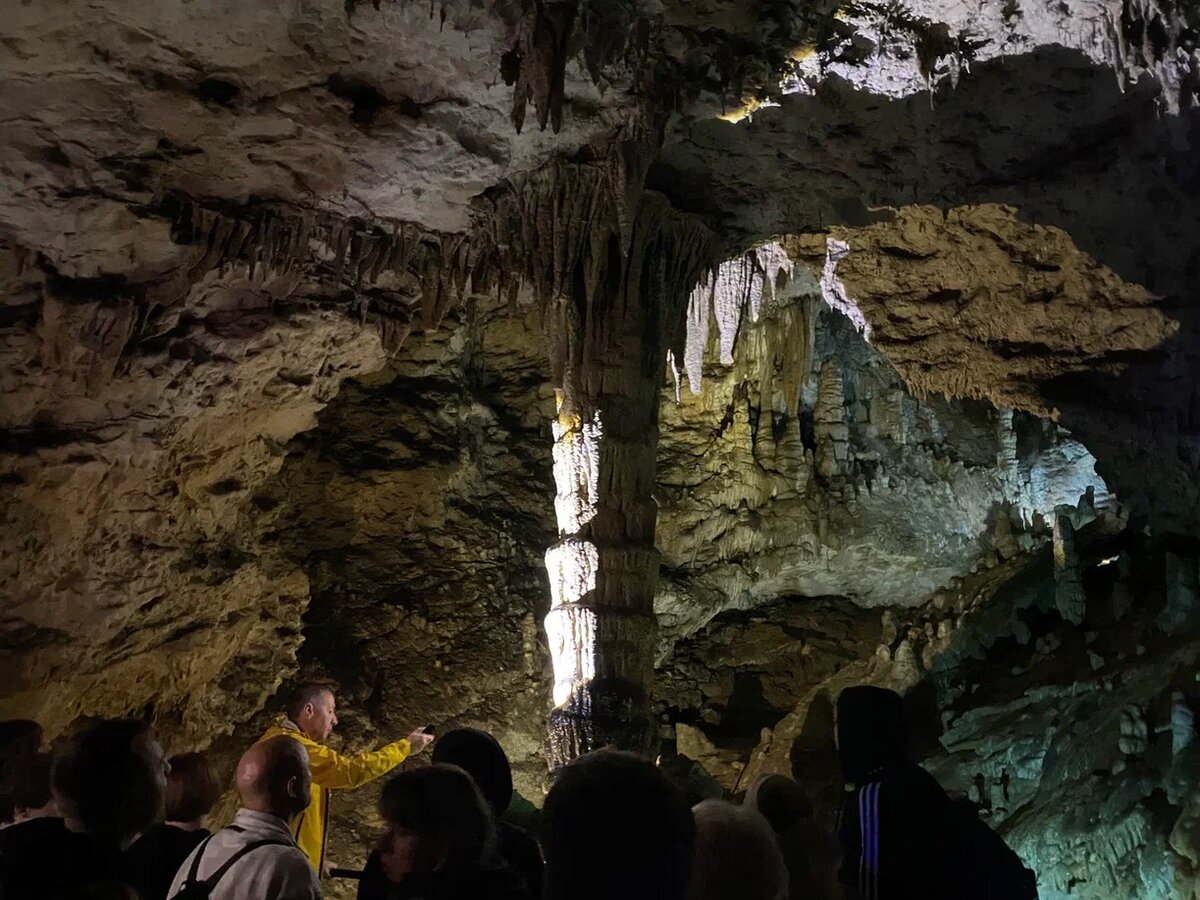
left=3, top=0, right=1200, bottom=897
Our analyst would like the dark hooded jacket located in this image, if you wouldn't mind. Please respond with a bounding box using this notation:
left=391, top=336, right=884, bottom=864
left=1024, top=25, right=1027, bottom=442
left=835, top=687, right=1038, bottom=900
left=835, top=686, right=951, bottom=900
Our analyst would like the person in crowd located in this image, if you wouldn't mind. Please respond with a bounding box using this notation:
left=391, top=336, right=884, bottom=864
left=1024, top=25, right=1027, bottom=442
left=2, top=752, right=57, bottom=827
left=125, top=752, right=223, bottom=900
left=745, top=775, right=841, bottom=900
left=688, top=799, right=788, bottom=900
left=0, top=720, right=44, bottom=826
left=168, top=735, right=319, bottom=900
left=835, top=685, right=1038, bottom=900
left=357, top=764, right=531, bottom=900
left=836, top=685, right=948, bottom=899
left=542, top=749, right=695, bottom=900
left=0, top=718, right=167, bottom=899
left=258, top=683, right=433, bottom=874
left=429, top=728, right=542, bottom=897
left=0, top=721, right=43, bottom=763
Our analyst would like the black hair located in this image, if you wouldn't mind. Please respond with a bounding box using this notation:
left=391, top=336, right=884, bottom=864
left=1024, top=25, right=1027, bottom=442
left=378, top=764, right=496, bottom=869
left=7, top=752, right=53, bottom=811
left=542, top=750, right=695, bottom=900
left=836, top=685, right=908, bottom=785
left=51, top=719, right=162, bottom=846
left=431, top=728, right=514, bottom=814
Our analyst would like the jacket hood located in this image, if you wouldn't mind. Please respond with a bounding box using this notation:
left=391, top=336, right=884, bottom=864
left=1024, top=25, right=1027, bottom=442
left=431, top=728, right=514, bottom=814
left=836, top=685, right=908, bottom=784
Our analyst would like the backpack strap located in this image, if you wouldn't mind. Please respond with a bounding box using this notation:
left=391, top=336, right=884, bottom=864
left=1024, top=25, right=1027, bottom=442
left=182, top=827, right=289, bottom=893
left=184, top=834, right=219, bottom=885
left=201, top=837, right=291, bottom=888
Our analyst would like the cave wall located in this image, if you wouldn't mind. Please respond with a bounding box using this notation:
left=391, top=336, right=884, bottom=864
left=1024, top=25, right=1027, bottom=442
left=0, top=248, right=385, bottom=748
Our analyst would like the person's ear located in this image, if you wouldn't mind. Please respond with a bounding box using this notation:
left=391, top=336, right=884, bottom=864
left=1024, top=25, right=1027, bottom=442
left=285, top=775, right=299, bottom=799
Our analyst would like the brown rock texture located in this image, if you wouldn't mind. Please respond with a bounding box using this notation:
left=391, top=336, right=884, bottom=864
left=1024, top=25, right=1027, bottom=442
left=1, top=1, right=1199, bottom=896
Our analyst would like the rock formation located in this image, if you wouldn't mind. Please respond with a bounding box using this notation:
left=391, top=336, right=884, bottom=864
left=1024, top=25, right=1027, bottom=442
left=2, top=0, right=1199, bottom=896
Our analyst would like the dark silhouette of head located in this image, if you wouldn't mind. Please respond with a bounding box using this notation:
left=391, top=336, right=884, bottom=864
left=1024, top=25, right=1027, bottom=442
left=285, top=684, right=338, bottom=742
left=6, top=752, right=54, bottom=821
left=836, top=685, right=908, bottom=785
left=0, top=719, right=44, bottom=823
left=165, top=752, right=222, bottom=826
left=236, top=736, right=311, bottom=822
left=542, top=750, right=696, bottom=900
left=0, top=720, right=42, bottom=762
left=745, top=774, right=813, bottom=835
left=431, top=728, right=514, bottom=814
left=376, top=763, right=495, bottom=883
left=689, top=800, right=788, bottom=900
left=51, top=719, right=166, bottom=849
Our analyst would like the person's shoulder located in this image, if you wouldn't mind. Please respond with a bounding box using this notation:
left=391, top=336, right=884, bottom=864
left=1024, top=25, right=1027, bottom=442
left=261, top=723, right=319, bottom=750
left=274, top=843, right=318, bottom=877
left=0, top=816, right=67, bottom=853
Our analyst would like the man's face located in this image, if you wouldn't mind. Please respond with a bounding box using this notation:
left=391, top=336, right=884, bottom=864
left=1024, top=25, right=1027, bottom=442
left=302, top=691, right=338, bottom=742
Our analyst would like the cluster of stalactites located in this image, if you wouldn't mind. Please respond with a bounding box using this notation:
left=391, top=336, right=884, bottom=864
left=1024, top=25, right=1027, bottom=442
left=171, top=158, right=718, bottom=358
left=677, top=240, right=802, bottom=397
left=173, top=198, right=475, bottom=352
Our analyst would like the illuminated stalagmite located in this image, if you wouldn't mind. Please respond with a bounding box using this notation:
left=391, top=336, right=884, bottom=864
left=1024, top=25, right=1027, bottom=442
left=542, top=191, right=714, bottom=769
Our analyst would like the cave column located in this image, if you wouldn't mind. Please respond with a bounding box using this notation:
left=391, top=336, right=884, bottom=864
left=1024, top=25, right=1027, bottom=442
left=542, top=220, right=685, bottom=771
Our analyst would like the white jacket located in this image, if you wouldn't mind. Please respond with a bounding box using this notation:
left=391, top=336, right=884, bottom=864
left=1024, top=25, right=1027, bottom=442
left=167, top=808, right=321, bottom=900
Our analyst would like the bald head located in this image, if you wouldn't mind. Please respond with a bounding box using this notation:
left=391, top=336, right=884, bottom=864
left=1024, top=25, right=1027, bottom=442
left=237, top=736, right=311, bottom=821
left=689, top=800, right=788, bottom=900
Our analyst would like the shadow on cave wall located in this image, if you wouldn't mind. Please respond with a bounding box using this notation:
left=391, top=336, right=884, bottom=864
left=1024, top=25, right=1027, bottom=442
left=212, top=304, right=557, bottom=880
left=653, top=45, right=1200, bottom=531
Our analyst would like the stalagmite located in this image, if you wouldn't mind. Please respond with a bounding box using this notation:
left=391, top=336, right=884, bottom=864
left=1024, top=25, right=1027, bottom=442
left=541, top=190, right=716, bottom=770
left=1052, top=513, right=1086, bottom=625
left=814, top=358, right=849, bottom=479
left=997, top=409, right=1019, bottom=473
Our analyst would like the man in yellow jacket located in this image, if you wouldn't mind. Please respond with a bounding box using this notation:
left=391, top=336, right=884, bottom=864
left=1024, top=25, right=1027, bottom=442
left=258, top=683, right=433, bottom=875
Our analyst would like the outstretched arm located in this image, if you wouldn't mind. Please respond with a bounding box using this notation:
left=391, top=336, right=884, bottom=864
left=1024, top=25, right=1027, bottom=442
left=307, top=730, right=433, bottom=790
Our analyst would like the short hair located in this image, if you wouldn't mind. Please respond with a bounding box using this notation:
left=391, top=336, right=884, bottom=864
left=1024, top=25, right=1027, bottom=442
left=690, top=800, right=788, bottom=900
left=165, top=752, right=222, bottom=822
left=378, top=764, right=495, bottom=868
left=7, top=752, right=52, bottom=811
left=285, top=684, right=333, bottom=723
left=542, top=750, right=695, bottom=900
left=0, top=721, right=42, bottom=761
left=51, top=719, right=162, bottom=845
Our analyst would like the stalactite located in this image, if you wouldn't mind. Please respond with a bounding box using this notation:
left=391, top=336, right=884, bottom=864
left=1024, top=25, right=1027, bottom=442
left=683, top=276, right=713, bottom=395
left=820, top=237, right=872, bottom=339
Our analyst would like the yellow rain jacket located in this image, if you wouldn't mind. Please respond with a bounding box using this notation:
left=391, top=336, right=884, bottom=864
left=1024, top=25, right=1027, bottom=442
left=258, top=720, right=413, bottom=874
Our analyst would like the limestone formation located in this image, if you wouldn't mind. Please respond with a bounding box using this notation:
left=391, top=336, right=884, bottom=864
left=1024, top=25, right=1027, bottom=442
left=2, top=1, right=1200, bottom=897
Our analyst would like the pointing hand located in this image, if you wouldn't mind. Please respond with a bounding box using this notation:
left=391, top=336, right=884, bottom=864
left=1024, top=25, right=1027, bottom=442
left=406, top=729, right=434, bottom=752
